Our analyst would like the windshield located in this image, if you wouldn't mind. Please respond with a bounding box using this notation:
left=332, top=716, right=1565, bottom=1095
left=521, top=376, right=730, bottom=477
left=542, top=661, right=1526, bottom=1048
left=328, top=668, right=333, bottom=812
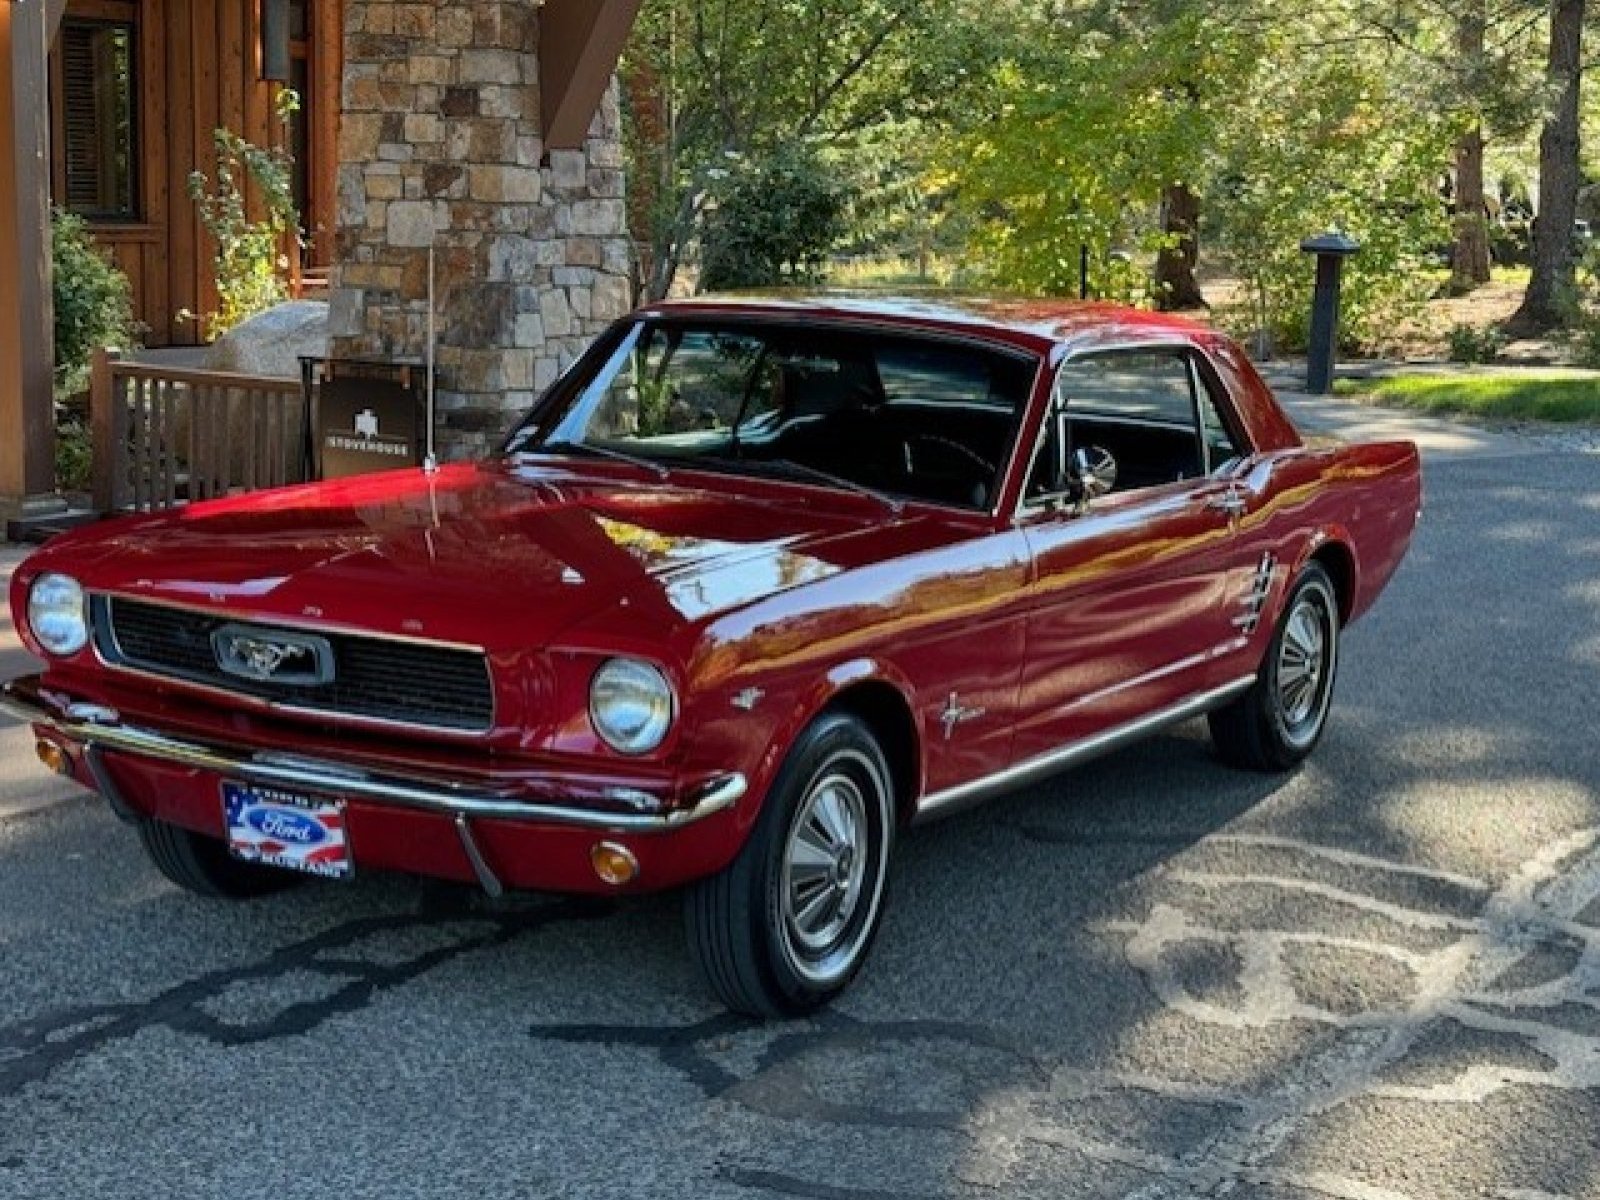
left=503, top=319, right=1038, bottom=511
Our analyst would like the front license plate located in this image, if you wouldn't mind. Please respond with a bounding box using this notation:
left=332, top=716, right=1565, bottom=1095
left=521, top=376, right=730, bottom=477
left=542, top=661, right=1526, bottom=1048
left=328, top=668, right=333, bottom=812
left=222, top=783, right=353, bottom=880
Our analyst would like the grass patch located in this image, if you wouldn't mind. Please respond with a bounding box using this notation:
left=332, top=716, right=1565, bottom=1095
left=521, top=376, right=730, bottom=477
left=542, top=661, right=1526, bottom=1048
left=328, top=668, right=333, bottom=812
left=1333, top=372, right=1600, bottom=423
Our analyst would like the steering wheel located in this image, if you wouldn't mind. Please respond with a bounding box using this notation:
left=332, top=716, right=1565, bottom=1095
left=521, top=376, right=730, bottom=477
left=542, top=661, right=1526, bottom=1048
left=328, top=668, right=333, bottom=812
left=903, top=433, right=996, bottom=479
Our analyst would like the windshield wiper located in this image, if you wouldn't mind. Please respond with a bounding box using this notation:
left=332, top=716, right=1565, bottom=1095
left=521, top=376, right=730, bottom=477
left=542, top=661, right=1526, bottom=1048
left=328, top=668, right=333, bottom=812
left=763, top=458, right=904, bottom=516
left=540, top=440, right=670, bottom=480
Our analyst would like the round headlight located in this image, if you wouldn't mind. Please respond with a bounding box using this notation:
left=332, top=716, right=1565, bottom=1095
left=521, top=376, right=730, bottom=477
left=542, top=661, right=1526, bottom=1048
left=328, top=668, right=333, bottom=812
left=589, top=659, right=675, bottom=755
left=27, top=573, right=89, bottom=657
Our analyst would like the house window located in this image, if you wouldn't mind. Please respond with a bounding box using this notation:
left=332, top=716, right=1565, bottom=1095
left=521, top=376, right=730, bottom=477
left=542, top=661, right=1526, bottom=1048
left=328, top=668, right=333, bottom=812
left=54, top=17, right=140, bottom=220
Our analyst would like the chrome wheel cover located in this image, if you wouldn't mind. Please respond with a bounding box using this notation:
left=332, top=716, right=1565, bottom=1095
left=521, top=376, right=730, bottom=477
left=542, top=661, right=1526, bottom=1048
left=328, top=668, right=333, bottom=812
left=1275, top=582, right=1337, bottom=749
left=778, top=750, right=890, bottom=986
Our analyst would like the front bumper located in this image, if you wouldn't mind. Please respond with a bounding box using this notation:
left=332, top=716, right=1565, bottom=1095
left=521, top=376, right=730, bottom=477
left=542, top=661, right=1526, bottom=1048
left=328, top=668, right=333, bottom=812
left=2, top=674, right=746, bottom=895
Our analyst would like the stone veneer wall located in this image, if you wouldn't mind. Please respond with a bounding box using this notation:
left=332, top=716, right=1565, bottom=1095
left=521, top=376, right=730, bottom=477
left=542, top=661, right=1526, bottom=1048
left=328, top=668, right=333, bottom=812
left=327, top=0, right=633, bottom=458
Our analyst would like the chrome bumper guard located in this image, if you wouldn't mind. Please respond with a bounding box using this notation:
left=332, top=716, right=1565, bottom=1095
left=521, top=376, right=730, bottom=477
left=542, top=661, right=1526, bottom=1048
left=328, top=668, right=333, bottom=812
left=1, top=675, right=746, bottom=840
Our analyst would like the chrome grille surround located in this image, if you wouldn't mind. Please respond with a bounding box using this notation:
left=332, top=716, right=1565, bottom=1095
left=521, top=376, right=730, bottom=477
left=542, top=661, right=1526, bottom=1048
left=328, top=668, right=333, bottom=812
left=91, top=595, right=495, bottom=734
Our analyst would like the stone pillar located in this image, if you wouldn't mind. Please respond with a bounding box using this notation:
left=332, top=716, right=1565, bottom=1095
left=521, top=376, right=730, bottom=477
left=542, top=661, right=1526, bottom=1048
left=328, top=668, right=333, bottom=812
left=328, top=0, right=633, bottom=459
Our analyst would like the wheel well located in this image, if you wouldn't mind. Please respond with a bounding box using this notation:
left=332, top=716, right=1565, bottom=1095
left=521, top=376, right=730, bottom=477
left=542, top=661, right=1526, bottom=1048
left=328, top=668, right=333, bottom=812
left=828, top=682, right=922, bottom=824
left=1310, top=541, right=1356, bottom=624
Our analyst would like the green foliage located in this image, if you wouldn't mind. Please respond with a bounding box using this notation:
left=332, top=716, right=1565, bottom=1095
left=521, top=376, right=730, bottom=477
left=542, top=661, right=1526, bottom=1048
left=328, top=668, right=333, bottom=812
left=934, top=5, right=1248, bottom=301
left=929, top=2, right=1453, bottom=346
left=622, top=0, right=991, bottom=298
left=186, top=89, right=302, bottom=339
left=1189, top=14, right=1452, bottom=352
left=51, top=209, right=138, bottom=401
left=699, top=147, right=851, bottom=290
left=55, top=413, right=93, bottom=493
left=1447, top=323, right=1505, bottom=364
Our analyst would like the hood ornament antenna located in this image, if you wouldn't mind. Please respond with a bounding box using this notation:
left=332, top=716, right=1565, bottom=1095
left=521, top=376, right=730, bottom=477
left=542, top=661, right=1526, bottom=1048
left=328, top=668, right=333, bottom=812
left=423, top=239, right=439, bottom=475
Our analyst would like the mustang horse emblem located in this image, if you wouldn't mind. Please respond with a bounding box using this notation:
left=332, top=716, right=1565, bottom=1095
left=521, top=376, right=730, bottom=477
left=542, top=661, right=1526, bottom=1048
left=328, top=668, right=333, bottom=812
left=210, top=625, right=335, bottom=686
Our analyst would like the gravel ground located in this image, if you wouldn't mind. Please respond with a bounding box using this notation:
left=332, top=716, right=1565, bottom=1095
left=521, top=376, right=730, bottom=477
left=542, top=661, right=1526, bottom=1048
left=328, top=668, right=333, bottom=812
left=1, top=407, right=1598, bottom=1199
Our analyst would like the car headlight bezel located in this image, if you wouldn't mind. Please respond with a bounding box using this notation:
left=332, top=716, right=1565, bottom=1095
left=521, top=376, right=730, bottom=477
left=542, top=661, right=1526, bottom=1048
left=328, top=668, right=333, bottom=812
left=588, top=658, right=676, bottom=755
left=26, top=573, right=90, bottom=657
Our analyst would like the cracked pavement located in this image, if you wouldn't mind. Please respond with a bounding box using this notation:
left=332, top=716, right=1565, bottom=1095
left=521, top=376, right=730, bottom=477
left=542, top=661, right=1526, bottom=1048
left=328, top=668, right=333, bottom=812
left=1, top=414, right=1598, bottom=1199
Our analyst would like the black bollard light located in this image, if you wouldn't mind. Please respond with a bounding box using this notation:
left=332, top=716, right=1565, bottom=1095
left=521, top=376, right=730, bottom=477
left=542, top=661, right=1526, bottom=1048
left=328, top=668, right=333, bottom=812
left=1300, top=231, right=1361, bottom=395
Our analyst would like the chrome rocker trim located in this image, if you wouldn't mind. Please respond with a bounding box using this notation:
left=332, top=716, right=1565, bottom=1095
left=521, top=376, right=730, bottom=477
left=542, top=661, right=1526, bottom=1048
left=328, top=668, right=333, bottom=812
left=913, top=674, right=1258, bottom=824
left=1, top=676, right=746, bottom=838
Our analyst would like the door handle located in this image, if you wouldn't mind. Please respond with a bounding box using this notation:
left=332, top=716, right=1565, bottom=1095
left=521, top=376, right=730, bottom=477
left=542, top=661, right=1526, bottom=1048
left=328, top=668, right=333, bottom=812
left=1207, top=491, right=1248, bottom=518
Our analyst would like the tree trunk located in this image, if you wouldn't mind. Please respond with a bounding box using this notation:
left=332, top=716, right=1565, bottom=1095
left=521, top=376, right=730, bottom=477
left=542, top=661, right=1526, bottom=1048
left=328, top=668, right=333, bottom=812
left=1509, top=0, right=1585, bottom=333
left=1155, top=182, right=1205, bottom=310
left=1450, top=6, right=1492, bottom=291
left=1452, top=125, right=1492, bottom=291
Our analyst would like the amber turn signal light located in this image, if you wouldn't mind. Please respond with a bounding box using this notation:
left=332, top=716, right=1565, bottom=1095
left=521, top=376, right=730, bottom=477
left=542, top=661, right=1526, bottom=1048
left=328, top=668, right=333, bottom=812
left=35, top=739, right=71, bottom=777
left=590, top=841, right=639, bottom=886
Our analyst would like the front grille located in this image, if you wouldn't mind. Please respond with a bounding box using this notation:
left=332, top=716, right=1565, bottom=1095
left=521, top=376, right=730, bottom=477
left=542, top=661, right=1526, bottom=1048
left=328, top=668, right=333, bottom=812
left=93, top=596, right=494, bottom=733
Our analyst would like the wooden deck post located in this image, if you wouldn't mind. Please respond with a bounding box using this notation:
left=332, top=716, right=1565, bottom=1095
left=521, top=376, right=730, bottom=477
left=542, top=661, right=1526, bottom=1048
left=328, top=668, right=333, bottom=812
left=0, top=0, right=62, bottom=523
left=89, top=348, right=118, bottom=514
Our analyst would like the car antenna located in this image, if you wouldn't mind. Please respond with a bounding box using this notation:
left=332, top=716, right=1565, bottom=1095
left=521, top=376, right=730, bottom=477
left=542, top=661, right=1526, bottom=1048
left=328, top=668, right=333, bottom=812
left=424, top=238, right=439, bottom=474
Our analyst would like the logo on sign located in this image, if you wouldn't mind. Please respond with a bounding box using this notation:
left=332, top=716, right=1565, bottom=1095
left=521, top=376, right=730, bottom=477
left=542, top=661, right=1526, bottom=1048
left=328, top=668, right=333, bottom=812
left=246, top=806, right=327, bottom=845
left=327, top=406, right=408, bottom=457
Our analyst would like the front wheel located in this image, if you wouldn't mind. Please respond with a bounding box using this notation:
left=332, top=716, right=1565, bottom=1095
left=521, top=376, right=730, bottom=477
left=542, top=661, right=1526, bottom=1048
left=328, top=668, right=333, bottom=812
left=1209, top=562, right=1341, bottom=772
left=137, top=819, right=304, bottom=899
left=685, top=712, right=896, bottom=1017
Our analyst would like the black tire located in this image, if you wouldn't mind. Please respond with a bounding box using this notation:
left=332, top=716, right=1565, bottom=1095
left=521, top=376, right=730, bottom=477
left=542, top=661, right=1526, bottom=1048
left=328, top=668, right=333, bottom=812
left=685, top=712, right=896, bottom=1018
left=1209, top=562, right=1341, bottom=773
left=136, top=818, right=304, bottom=899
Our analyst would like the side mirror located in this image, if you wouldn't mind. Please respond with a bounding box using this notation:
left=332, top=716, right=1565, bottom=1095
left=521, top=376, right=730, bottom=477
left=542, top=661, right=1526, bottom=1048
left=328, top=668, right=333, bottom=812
left=1068, top=445, right=1117, bottom=502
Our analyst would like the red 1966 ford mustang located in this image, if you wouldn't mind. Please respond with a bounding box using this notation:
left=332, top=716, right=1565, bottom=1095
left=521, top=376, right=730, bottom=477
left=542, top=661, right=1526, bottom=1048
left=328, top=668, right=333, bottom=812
left=4, top=294, right=1420, bottom=1015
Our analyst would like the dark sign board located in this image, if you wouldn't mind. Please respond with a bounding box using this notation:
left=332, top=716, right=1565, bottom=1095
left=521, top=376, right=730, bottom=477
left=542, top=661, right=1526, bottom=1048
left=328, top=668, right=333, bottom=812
left=302, top=359, right=427, bottom=480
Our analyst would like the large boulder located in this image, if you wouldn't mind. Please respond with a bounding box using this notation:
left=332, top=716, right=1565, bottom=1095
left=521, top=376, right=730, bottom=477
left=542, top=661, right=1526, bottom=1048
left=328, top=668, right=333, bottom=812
left=204, top=301, right=329, bottom=378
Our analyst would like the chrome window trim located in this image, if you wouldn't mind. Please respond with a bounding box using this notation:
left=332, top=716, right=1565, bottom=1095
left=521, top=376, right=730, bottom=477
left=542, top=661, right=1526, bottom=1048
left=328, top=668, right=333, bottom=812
left=509, top=312, right=1048, bottom=525
left=1015, top=338, right=1257, bottom=520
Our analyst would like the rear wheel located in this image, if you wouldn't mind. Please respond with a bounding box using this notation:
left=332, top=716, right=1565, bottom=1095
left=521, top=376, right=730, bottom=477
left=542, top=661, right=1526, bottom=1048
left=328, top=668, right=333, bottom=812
left=685, top=712, right=895, bottom=1018
left=1209, top=562, right=1340, bottom=772
left=137, top=819, right=303, bottom=899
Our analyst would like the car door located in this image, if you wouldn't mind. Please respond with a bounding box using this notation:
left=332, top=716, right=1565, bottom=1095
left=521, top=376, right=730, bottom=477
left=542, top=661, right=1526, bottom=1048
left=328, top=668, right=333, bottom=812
left=1010, top=345, right=1262, bottom=764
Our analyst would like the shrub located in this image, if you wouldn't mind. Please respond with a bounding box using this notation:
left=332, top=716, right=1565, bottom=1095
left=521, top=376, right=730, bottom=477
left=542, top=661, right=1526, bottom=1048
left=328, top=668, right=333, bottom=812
left=699, top=145, right=851, bottom=292
left=1446, top=324, right=1504, bottom=365
left=1571, top=315, right=1600, bottom=369
left=51, top=209, right=138, bottom=400
left=186, top=90, right=302, bottom=339
left=55, top=410, right=93, bottom=493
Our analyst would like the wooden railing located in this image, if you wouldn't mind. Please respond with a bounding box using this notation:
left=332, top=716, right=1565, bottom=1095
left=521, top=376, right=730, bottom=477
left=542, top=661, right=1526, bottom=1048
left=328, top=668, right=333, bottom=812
left=90, top=351, right=308, bottom=514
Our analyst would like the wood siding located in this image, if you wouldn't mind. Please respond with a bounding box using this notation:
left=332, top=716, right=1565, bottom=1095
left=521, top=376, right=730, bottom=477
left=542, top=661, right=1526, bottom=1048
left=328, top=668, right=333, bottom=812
left=54, top=0, right=342, bottom=346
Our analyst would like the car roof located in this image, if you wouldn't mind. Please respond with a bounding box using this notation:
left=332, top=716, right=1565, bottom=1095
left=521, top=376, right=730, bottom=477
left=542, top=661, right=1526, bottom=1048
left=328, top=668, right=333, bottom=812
left=635, top=291, right=1217, bottom=358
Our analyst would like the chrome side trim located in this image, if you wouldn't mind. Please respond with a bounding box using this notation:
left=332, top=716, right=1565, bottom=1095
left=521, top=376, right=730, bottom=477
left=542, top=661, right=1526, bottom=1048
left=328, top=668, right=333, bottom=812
left=913, top=674, right=1257, bottom=825
left=2, top=676, right=746, bottom=835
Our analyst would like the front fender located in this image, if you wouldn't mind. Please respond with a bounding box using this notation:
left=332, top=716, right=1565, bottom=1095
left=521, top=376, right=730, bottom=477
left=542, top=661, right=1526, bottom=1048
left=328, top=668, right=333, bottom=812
left=678, top=656, right=922, bottom=866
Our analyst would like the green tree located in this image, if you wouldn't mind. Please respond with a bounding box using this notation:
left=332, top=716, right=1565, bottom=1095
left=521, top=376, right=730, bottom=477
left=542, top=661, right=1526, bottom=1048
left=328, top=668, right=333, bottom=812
left=699, top=146, right=851, bottom=290
left=623, top=0, right=996, bottom=298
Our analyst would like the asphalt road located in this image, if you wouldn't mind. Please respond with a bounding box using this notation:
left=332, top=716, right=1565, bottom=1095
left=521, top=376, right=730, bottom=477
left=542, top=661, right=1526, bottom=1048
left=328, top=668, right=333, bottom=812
left=2, top=403, right=1599, bottom=1200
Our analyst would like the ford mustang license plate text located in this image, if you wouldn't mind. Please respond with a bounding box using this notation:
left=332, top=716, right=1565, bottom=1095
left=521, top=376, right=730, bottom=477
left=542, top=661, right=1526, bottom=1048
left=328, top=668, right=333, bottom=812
left=222, top=784, right=352, bottom=880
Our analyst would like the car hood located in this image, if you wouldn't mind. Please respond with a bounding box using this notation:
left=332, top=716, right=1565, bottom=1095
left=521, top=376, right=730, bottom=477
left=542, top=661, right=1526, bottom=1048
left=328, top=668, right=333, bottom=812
left=27, top=461, right=895, bottom=652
